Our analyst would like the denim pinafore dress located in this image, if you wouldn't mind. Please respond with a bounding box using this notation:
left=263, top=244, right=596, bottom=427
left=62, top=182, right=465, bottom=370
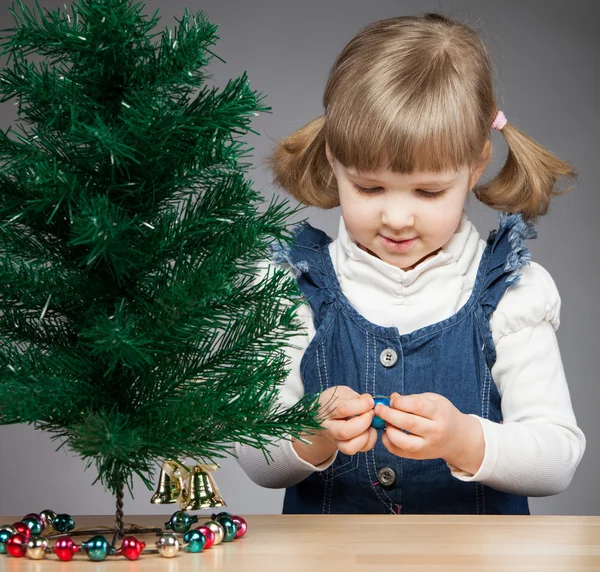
left=273, top=213, right=535, bottom=515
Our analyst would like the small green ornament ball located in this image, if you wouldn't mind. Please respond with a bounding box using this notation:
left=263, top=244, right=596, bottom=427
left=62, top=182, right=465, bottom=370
left=183, top=529, right=206, bottom=553
left=22, top=516, right=43, bottom=536
left=82, top=535, right=113, bottom=561
left=0, top=529, right=14, bottom=554
left=52, top=514, right=75, bottom=533
left=215, top=515, right=237, bottom=542
left=165, top=510, right=198, bottom=534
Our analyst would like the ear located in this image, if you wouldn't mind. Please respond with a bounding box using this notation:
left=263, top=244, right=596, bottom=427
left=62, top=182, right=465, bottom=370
left=469, top=140, right=492, bottom=189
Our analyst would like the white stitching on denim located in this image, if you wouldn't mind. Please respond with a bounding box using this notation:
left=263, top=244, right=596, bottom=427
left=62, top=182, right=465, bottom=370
left=316, top=343, right=325, bottom=393
left=322, top=471, right=331, bottom=514
left=476, top=482, right=486, bottom=515
left=317, top=340, right=355, bottom=483
left=327, top=471, right=333, bottom=514
left=365, top=331, right=369, bottom=392
left=482, top=366, right=492, bottom=516
left=371, top=337, right=397, bottom=513
left=475, top=367, right=491, bottom=516
left=482, top=482, right=486, bottom=514
left=320, top=454, right=359, bottom=482
left=367, top=448, right=396, bottom=513
left=371, top=334, right=376, bottom=394
left=321, top=343, right=330, bottom=388
left=484, top=366, right=491, bottom=419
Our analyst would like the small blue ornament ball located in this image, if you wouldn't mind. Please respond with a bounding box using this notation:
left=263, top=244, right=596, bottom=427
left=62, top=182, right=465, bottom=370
left=371, top=396, right=390, bottom=429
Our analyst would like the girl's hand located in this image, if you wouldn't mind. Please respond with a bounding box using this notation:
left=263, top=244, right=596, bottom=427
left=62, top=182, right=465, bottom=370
left=293, top=386, right=376, bottom=465
left=374, top=392, right=485, bottom=475
left=319, top=386, right=377, bottom=455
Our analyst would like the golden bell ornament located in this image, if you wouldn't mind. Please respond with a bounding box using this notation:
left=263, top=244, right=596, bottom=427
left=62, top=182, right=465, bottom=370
left=184, top=464, right=226, bottom=511
left=151, top=462, right=181, bottom=505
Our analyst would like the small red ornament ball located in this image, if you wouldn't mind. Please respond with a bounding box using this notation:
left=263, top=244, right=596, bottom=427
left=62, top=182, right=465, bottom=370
left=231, top=515, right=248, bottom=538
left=6, top=533, right=28, bottom=558
left=53, top=537, right=79, bottom=561
left=11, top=523, right=31, bottom=542
left=119, top=536, right=146, bottom=560
left=196, top=525, right=215, bottom=549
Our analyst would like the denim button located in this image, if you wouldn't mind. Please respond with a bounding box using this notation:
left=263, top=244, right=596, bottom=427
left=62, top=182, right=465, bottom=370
left=380, top=348, right=398, bottom=367
left=377, top=467, right=396, bottom=487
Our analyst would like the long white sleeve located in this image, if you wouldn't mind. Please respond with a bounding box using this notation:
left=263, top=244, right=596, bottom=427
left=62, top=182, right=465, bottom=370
left=448, top=263, right=586, bottom=495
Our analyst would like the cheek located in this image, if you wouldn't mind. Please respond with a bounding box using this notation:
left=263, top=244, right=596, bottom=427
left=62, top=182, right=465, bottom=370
left=423, top=197, right=466, bottom=235
left=339, top=187, right=378, bottom=222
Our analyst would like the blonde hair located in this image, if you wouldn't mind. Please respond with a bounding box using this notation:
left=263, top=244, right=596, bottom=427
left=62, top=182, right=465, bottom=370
left=267, top=13, right=576, bottom=220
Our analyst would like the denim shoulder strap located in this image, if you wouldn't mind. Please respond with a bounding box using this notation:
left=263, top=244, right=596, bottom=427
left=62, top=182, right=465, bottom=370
left=477, top=212, right=537, bottom=368
left=269, top=222, right=334, bottom=329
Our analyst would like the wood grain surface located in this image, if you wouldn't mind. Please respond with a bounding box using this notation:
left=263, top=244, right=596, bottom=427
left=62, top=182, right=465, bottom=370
left=0, top=514, right=598, bottom=571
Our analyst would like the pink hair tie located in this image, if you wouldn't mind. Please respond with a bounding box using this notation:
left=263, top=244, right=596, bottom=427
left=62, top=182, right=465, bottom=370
left=491, top=110, right=507, bottom=131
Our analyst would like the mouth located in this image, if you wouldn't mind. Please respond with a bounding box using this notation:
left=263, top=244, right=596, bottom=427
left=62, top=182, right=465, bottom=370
left=378, top=234, right=418, bottom=252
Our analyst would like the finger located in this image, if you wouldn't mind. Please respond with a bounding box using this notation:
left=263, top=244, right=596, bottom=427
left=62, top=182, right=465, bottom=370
left=390, top=393, right=436, bottom=419
left=324, top=410, right=374, bottom=441
left=357, top=427, right=378, bottom=452
left=385, top=425, right=425, bottom=455
left=319, top=387, right=358, bottom=416
left=373, top=405, right=430, bottom=437
left=382, top=430, right=410, bottom=458
left=328, top=394, right=374, bottom=420
left=382, top=430, right=425, bottom=460
left=338, top=427, right=375, bottom=455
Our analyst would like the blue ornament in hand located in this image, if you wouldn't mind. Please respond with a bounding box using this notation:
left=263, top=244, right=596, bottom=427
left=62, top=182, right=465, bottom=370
left=371, top=395, right=390, bottom=429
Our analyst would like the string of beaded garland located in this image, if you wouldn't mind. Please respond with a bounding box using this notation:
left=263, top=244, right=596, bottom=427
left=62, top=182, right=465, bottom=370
left=0, top=509, right=247, bottom=561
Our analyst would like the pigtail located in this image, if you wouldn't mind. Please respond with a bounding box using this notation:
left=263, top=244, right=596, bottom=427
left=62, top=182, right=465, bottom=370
left=265, top=115, right=339, bottom=208
left=475, top=121, right=577, bottom=221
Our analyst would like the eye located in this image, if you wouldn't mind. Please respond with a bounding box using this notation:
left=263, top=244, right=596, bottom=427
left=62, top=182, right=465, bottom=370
left=416, top=189, right=447, bottom=199
left=352, top=183, right=382, bottom=194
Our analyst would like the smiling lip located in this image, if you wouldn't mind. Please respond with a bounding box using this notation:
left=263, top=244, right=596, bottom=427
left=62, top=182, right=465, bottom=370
left=379, top=234, right=418, bottom=252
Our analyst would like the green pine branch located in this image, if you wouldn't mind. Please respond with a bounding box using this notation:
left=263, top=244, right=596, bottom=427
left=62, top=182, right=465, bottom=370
left=0, top=0, right=321, bottom=496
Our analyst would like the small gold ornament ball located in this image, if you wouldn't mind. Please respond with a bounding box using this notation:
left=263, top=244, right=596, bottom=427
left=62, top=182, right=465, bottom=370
left=156, top=534, right=179, bottom=558
left=203, top=520, right=225, bottom=545
left=27, top=538, right=48, bottom=560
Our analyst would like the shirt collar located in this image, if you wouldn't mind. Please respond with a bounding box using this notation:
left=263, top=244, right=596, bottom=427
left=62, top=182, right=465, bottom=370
left=334, top=211, right=479, bottom=289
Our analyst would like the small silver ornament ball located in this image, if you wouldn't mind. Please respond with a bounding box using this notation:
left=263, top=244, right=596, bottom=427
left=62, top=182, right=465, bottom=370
left=156, top=533, right=180, bottom=558
left=39, top=510, right=57, bottom=530
left=27, top=537, right=48, bottom=560
left=203, top=520, right=225, bottom=545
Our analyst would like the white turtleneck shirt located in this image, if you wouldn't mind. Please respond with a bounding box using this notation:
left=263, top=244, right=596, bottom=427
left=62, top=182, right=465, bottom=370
left=234, top=213, right=586, bottom=498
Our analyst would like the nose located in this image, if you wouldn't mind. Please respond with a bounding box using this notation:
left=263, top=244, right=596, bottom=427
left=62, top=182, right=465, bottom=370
left=380, top=201, right=415, bottom=230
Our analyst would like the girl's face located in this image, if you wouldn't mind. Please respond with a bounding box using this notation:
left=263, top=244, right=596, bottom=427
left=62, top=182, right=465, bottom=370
left=327, top=148, right=488, bottom=271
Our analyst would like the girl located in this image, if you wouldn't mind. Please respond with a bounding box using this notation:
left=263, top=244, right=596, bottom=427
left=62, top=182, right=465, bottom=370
left=235, top=13, right=585, bottom=514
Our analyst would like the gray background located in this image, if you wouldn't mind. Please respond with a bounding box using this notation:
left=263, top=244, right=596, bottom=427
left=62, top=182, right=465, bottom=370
left=0, top=0, right=598, bottom=517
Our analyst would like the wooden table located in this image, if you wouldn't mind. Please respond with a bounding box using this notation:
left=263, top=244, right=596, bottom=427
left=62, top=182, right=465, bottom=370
left=1, top=515, right=599, bottom=571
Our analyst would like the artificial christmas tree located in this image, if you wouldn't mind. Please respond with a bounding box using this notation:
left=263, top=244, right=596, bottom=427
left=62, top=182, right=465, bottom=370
left=0, top=0, right=320, bottom=540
